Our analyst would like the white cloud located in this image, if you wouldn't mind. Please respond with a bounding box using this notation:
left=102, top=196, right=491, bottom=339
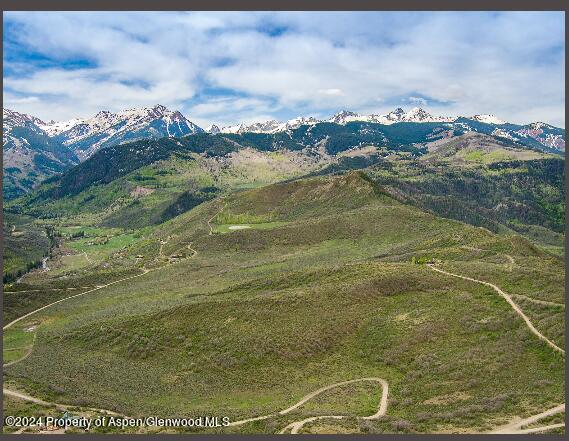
left=318, top=89, right=344, bottom=96
left=3, top=11, right=565, bottom=127
left=187, top=96, right=279, bottom=128
left=4, top=95, right=40, bottom=105
left=408, top=97, right=428, bottom=106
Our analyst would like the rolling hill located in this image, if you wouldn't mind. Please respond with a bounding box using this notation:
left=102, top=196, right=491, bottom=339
left=5, top=127, right=562, bottom=250
left=3, top=172, right=564, bottom=434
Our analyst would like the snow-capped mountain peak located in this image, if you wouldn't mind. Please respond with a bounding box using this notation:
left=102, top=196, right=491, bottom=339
left=3, top=108, right=49, bottom=148
left=328, top=110, right=361, bottom=124
left=218, top=116, right=321, bottom=134
left=282, top=116, right=319, bottom=127
left=3, top=108, right=46, bottom=128
left=37, top=104, right=203, bottom=160
left=5, top=105, right=564, bottom=161
left=207, top=124, right=221, bottom=134
left=322, top=107, right=455, bottom=125
left=401, top=107, right=455, bottom=123
left=277, top=116, right=320, bottom=131
left=405, top=107, right=432, bottom=121
left=528, top=121, right=555, bottom=130
left=384, top=108, right=406, bottom=122
left=94, top=109, right=112, bottom=118
left=470, top=114, right=506, bottom=125
left=216, top=107, right=466, bottom=134
left=40, top=118, right=85, bottom=137
left=219, top=120, right=279, bottom=134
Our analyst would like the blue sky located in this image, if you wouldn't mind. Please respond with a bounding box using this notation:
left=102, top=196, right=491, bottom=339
left=3, top=12, right=565, bottom=127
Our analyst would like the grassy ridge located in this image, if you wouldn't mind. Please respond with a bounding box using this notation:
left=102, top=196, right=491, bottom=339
left=3, top=172, right=564, bottom=433
left=367, top=158, right=565, bottom=247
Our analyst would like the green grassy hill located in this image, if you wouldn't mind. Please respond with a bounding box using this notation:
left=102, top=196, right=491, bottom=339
left=421, top=132, right=552, bottom=164
left=367, top=157, right=565, bottom=249
left=3, top=172, right=564, bottom=434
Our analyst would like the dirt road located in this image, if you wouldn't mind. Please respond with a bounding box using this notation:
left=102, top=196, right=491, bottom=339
left=3, top=269, right=151, bottom=331
left=3, top=238, right=205, bottom=417
left=429, top=264, right=565, bottom=434
left=228, top=377, right=388, bottom=434
left=510, top=293, right=565, bottom=309
left=3, top=232, right=563, bottom=434
left=428, top=264, right=565, bottom=355
left=490, top=404, right=565, bottom=434
left=279, top=378, right=389, bottom=434
left=3, top=334, right=37, bottom=368
left=3, top=388, right=125, bottom=417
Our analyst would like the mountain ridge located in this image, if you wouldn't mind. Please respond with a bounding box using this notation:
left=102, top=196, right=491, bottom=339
left=5, top=104, right=565, bottom=153
left=212, top=108, right=565, bottom=153
left=3, top=108, right=79, bottom=199
left=38, top=104, right=204, bottom=160
left=3, top=104, right=565, bottom=200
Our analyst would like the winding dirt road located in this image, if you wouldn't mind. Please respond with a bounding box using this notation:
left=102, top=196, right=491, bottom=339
left=3, top=269, right=151, bottom=331
left=3, top=347, right=34, bottom=368
left=427, top=264, right=565, bottom=355
left=3, top=237, right=203, bottom=417
left=3, top=334, right=37, bottom=368
left=227, top=378, right=389, bottom=434
left=428, top=263, right=565, bottom=434
left=4, top=227, right=564, bottom=434
left=510, top=293, right=565, bottom=309
left=3, top=388, right=125, bottom=417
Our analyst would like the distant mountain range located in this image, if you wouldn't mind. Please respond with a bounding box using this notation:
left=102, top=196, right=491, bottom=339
left=211, top=107, right=564, bottom=153
left=212, top=107, right=548, bottom=137
left=3, top=104, right=565, bottom=199
left=213, top=108, right=470, bottom=133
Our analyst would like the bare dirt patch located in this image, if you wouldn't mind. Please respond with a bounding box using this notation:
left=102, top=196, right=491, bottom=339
left=130, top=186, right=155, bottom=198
left=228, top=225, right=252, bottom=230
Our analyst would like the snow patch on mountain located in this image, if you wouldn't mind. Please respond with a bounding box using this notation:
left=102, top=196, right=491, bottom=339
left=3, top=108, right=46, bottom=129
left=219, top=116, right=320, bottom=134
left=325, top=107, right=455, bottom=125
left=3, top=108, right=48, bottom=148
left=218, top=107, right=457, bottom=135
left=277, top=116, right=320, bottom=131
left=470, top=114, right=506, bottom=125
left=491, top=128, right=517, bottom=141
left=4, top=105, right=565, bottom=160
left=516, top=124, right=565, bottom=151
